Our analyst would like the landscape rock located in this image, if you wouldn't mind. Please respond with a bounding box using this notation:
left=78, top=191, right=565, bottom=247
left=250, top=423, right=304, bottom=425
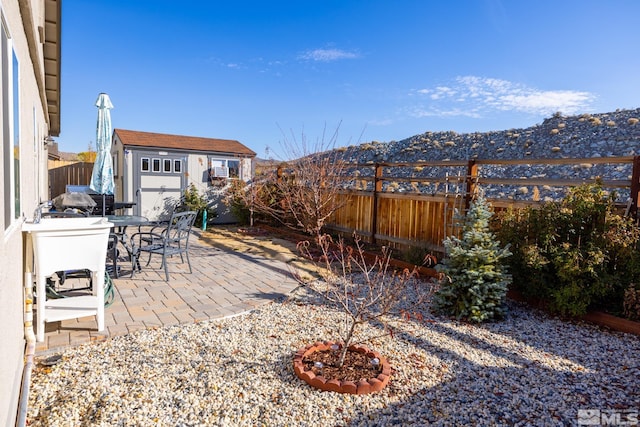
left=333, top=108, right=640, bottom=202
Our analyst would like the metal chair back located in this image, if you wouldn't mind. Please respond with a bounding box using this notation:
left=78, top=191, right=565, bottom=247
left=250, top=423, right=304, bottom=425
left=130, top=210, right=197, bottom=280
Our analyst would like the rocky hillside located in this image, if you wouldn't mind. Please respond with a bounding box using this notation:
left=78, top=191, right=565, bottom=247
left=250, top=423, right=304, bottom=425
left=335, top=108, right=640, bottom=202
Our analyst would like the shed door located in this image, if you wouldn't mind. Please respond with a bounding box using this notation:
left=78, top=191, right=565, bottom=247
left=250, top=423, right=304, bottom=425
left=134, top=152, right=187, bottom=221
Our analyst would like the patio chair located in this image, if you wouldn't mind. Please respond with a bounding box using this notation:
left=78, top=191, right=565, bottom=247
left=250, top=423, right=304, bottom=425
left=129, top=210, right=197, bottom=281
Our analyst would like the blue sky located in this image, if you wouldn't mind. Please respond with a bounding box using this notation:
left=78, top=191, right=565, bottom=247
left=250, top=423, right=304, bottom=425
left=59, top=0, right=640, bottom=158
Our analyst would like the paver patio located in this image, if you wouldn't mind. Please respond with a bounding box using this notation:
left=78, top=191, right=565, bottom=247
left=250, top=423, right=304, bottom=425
left=34, top=229, right=299, bottom=355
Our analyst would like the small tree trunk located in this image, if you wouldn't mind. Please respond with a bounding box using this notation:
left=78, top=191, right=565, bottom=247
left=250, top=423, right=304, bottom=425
left=338, top=319, right=358, bottom=367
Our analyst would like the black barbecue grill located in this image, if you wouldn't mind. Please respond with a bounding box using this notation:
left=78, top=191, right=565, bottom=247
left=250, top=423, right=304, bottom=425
left=52, top=192, right=96, bottom=215
left=56, top=186, right=115, bottom=216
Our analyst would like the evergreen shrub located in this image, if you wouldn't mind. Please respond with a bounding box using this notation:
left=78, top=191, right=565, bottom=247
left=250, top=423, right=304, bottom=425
left=434, top=193, right=512, bottom=322
left=494, top=183, right=640, bottom=317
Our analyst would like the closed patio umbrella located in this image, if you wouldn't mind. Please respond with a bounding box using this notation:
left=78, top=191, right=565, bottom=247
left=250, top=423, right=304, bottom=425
left=89, top=93, right=115, bottom=195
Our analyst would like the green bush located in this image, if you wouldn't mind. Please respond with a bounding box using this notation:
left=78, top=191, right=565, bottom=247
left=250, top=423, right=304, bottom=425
left=434, top=194, right=512, bottom=322
left=181, top=184, right=215, bottom=228
left=494, top=183, right=640, bottom=317
left=401, top=245, right=435, bottom=266
left=225, top=180, right=252, bottom=225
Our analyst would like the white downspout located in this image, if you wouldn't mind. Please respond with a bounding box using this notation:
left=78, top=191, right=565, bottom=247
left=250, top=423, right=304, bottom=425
left=16, top=243, right=36, bottom=427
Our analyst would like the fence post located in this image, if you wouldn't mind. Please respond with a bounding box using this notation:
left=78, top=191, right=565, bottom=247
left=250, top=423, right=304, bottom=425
left=276, top=165, right=287, bottom=212
left=631, top=156, right=640, bottom=219
left=464, top=159, right=478, bottom=211
left=371, top=163, right=382, bottom=244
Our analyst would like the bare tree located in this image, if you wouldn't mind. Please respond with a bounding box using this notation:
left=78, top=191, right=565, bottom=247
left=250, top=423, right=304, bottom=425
left=297, top=234, right=436, bottom=367
left=226, top=123, right=351, bottom=243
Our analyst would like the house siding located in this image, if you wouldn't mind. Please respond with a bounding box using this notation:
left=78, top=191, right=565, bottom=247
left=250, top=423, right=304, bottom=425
left=0, top=0, right=55, bottom=425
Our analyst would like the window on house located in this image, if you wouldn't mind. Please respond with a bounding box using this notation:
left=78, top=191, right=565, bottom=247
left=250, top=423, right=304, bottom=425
left=2, top=22, right=20, bottom=229
left=152, top=158, right=161, bottom=172
left=163, top=158, right=172, bottom=173
left=174, top=159, right=182, bottom=173
left=141, top=157, right=150, bottom=172
left=12, top=50, right=20, bottom=219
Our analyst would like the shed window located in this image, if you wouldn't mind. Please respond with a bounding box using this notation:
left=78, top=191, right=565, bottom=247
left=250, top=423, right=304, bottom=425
left=209, top=159, right=228, bottom=178
left=174, top=159, right=182, bottom=173
left=163, top=158, right=172, bottom=173
left=152, top=158, right=161, bottom=172
left=141, top=157, right=150, bottom=172
left=209, top=158, right=241, bottom=180
left=228, top=160, right=240, bottom=179
left=113, top=153, right=118, bottom=177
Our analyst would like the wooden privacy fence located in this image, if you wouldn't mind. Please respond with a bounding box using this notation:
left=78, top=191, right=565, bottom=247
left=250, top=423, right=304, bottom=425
left=275, top=155, right=640, bottom=256
left=48, top=162, right=94, bottom=199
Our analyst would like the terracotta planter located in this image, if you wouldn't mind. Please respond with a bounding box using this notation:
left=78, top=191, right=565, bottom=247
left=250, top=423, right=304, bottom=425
left=293, top=341, right=391, bottom=394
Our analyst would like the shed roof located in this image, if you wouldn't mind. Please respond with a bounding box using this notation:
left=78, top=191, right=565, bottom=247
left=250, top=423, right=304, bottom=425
left=114, top=129, right=256, bottom=157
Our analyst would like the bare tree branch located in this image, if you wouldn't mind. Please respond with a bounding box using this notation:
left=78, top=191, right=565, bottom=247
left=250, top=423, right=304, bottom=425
left=225, top=123, right=351, bottom=242
left=297, top=234, right=436, bottom=367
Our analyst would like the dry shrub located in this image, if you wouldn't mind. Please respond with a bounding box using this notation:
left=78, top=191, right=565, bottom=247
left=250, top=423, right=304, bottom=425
left=230, top=123, right=350, bottom=241
left=623, top=285, right=640, bottom=321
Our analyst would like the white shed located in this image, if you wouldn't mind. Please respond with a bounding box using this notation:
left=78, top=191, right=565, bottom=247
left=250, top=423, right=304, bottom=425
left=112, top=129, right=255, bottom=222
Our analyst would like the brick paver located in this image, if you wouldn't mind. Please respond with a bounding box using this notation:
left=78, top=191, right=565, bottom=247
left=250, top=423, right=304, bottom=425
left=35, top=230, right=298, bottom=355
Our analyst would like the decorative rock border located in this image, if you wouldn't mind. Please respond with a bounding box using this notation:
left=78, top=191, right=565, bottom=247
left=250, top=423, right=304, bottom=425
left=293, top=341, right=391, bottom=394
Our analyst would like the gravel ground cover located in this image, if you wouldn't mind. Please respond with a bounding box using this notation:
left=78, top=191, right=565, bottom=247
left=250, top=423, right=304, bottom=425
left=28, top=285, right=640, bottom=426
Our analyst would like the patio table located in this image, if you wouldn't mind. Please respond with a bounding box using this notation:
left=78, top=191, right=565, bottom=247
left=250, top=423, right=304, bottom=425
left=113, top=201, right=136, bottom=214
left=106, top=215, right=149, bottom=276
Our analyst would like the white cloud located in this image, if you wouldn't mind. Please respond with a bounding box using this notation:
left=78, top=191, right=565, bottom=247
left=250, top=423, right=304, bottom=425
left=410, top=106, right=483, bottom=119
left=498, top=91, right=594, bottom=114
left=430, top=86, right=456, bottom=100
left=411, top=76, right=596, bottom=118
left=368, top=118, right=394, bottom=126
left=298, top=48, right=360, bottom=62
